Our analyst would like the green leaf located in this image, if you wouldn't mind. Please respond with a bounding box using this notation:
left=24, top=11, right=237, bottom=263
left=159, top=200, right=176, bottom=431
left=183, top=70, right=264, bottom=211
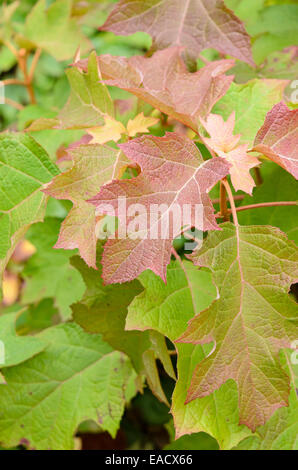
left=127, top=259, right=251, bottom=449
left=181, top=223, right=298, bottom=431
left=165, top=422, right=219, bottom=450
left=0, top=323, right=137, bottom=449
left=21, top=218, right=85, bottom=319
left=0, top=133, right=59, bottom=295
left=71, top=245, right=146, bottom=372
left=71, top=244, right=175, bottom=405
left=229, top=47, right=298, bottom=83
left=225, top=2, right=298, bottom=64
left=58, top=51, right=114, bottom=129
left=16, top=299, right=59, bottom=335
left=24, top=0, right=91, bottom=61
left=0, top=312, right=46, bottom=368
left=238, top=163, right=298, bottom=243
left=213, top=79, right=286, bottom=145
left=29, top=52, right=114, bottom=132
left=234, top=351, right=298, bottom=450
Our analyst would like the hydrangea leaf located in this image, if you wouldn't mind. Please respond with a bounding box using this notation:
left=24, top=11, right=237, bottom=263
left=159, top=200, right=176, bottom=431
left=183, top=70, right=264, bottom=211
left=248, top=4, right=298, bottom=65
left=53, top=201, right=97, bottom=269
left=87, top=116, right=127, bottom=145
left=127, top=259, right=251, bottom=449
left=165, top=422, right=219, bottom=450
left=24, top=0, right=91, bottom=61
left=213, top=79, right=287, bottom=145
left=126, top=113, right=159, bottom=138
left=43, top=144, right=129, bottom=268
left=30, top=52, right=114, bottom=132
left=234, top=351, right=298, bottom=450
left=0, top=312, right=46, bottom=368
left=58, top=52, right=114, bottom=130
left=179, top=223, right=298, bottom=431
left=238, top=163, right=298, bottom=244
left=0, top=323, right=137, bottom=449
left=21, top=218, right=85, bottom=319
left=89, top=132, right=230, bottom=284
left=201, top=112, right=260, bottom=194
left=71, top=245, right=175, bottom=405
left=87, top=112, right=159, bottom=145
left=0, top=133, right=59, bottom=295
left=253, top=102, right=298, bottom=179
left=77, top=47, right=234, bottom=133
left=101, top=0, right=254, bottom=65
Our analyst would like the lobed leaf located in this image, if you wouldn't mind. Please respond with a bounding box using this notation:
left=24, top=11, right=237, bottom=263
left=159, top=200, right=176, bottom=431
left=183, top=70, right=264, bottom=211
left=90, top=132, right=230, bottom=284
left=43, top=144, right=128, bottom=268
left=101, top=0, right=254, bottom=65
left=24, top=0, right=91, bottom=61
left=0, top=312, right=46, bottom=368
left=253, top=102, right=298, bottom=179
left=213, top=79, right=287, bottom=146
left=0, top=133, right=59, bottom=296
left=0, top=323, right=137, bottom=449
left=127, top=259, right=251, bottom=449
left=179, top=223, right=298, bottom=431
left=76, top=47, right=235, bottom=133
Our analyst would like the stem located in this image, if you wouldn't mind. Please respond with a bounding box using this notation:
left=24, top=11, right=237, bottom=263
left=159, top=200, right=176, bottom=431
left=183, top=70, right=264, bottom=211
left=222, top=179, right=239, bottom=226
left=215, top=201, right=297, bottom=218
left=18, top=48, right=36, bottom=104
left=2, top=78, right=25, bottom=86
left=254, top=167, right=263, bottom=186
left=2, top=39, right=18, bottom=58
left=28, top=48, right=41, bottom=82
left=219, top=179, right=229, bottom=221
left=212, top=195, right=244, bottom=205
left=235, top=201, right=297, bottom=213
left=4, top=97, right=24, bottom=110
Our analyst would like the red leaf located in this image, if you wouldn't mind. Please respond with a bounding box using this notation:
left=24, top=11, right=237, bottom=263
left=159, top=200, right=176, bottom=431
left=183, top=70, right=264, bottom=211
left=76, top=47, right=234, bottom=133
left=101, top=0, right=254, bottom=65
left=89, top=133, right=230, bottom=284
left=253, top=102, right=298, bottom=179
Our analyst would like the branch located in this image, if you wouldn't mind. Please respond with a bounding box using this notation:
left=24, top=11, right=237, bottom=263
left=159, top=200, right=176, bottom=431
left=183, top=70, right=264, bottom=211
left=215, top=201, right=297, bottom=218
left=212, top=195, right=244, bottom=204
left=17, top=48, right=36, bottom=104
left=2, top=78, right=25, bottom=86
left=28, top=48, right=42, bottom=82
left=221, top=179, right=239, bottom=226
left=2, top=39, right=18, bottom=58
left=4, top=97, right=24, bottom=110
left=219, top=179, right=229, bottom=221
left=235, top=201, right=297, bottom=213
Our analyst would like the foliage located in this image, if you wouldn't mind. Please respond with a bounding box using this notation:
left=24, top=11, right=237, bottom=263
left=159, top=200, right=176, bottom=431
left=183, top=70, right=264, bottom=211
left=0, top=0, right=297, bottom=451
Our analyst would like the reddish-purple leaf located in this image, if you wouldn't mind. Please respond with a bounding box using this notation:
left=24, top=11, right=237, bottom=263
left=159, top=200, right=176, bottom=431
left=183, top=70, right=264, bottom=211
left=89, top=133, right=230, bottom=284
left=253, top=102, right=298, bottom=179
left=76, top=47, right=234, bottom=133
left=101, top=0, right=254, bottom=65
